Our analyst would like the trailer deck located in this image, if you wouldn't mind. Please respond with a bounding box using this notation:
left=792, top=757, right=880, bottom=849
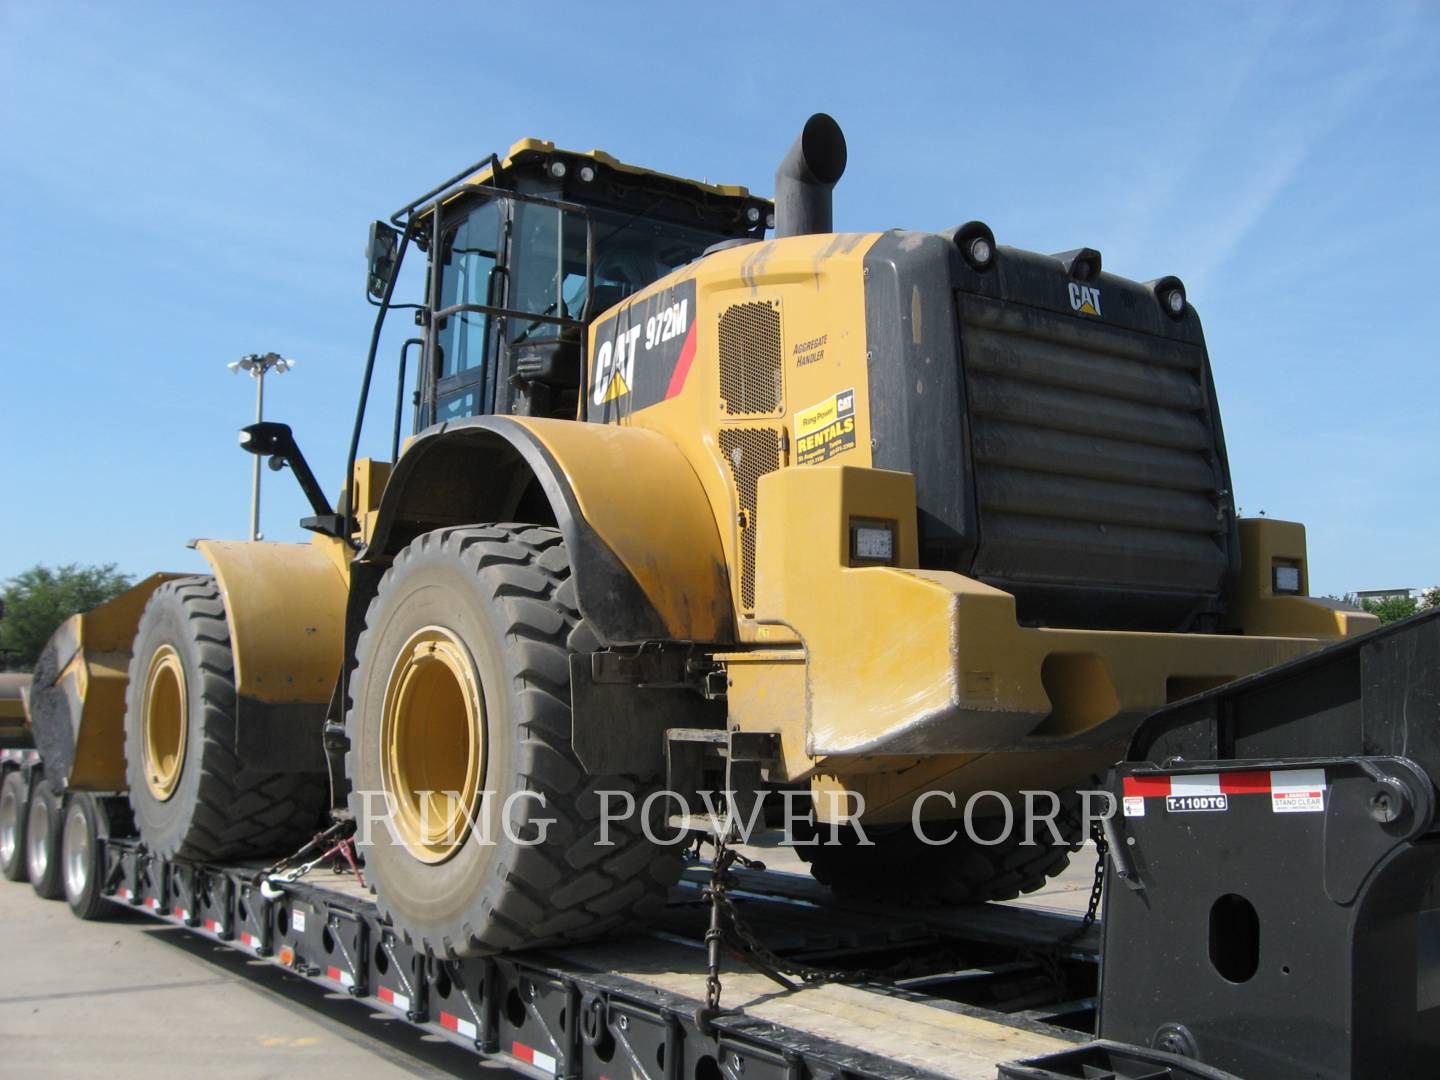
left=100, top=836, right=1103, bottom=1080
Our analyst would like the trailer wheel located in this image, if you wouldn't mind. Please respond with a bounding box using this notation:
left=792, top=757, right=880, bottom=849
left=346, top=524, right=682, bottom=958
left=799, top=788, right=1086, bottom=906
left=123, top=576, right=327, bottom=861
left=62, top=793, right=112, bottom=919
left=27, top=781, right=65, bottom=899
left=0, top=769, right=29, bottom=882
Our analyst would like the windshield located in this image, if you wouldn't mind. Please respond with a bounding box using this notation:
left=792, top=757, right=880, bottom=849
left=507, top=202, right=727, bottom=343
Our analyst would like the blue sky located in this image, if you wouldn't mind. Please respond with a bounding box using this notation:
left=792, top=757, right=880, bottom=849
left=0, top=1, right=1434, bottom=597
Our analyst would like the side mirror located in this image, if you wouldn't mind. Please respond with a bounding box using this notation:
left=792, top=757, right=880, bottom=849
left=366, top=221, right=400, bottom=301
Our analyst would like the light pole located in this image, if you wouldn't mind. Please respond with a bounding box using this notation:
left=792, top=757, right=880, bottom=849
left=227, top=352, right=297, bottom=541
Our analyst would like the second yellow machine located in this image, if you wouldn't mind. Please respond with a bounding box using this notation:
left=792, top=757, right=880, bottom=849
left=28, top=115, right=1374, bottom=957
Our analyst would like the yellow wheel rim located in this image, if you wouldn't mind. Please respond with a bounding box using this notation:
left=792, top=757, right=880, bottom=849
left=143, top=645, right=188, bottom=801
left=380, top=626, right=485, bottom=863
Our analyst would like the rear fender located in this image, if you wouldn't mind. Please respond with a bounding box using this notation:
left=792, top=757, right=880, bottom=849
left=364, top=416, right=733, bottom=646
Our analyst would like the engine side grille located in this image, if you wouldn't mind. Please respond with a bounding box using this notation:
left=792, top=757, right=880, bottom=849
left=719, top=427, right=784, bottom=611
left=959, top=297, right=1229, bottom=618
left=719, top=301, right=783, bottom=415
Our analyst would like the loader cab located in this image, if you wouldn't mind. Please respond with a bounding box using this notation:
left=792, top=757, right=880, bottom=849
left=399, top=141, right=770, bottom=427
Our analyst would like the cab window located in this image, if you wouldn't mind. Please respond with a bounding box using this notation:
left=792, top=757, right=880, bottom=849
left=436, top=199, right=501, bottom=380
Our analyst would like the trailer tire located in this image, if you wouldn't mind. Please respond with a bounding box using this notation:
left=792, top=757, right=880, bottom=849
left=346, top=524, right=682, bottom=958
left=799, top=788, right=1086, bottom=906
left=1, top=769, right=29, bottom=883
left=27, top=781, right=65, bottom=899
left=62, top=793, right=112, bottom=920
left=123, top=576, right=328, bottom=861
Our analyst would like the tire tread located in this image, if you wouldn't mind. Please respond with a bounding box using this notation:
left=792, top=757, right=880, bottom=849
left=347, top=525, right=680, bottom=958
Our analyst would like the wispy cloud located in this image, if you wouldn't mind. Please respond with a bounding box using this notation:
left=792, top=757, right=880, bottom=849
left=1182, top=3, right=1420, bottom=294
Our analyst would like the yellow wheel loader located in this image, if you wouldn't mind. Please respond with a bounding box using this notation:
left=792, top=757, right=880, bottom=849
left=27, top=114, right=1376, bottom=957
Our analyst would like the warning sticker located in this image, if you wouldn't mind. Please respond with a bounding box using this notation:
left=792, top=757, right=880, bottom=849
left=794, top=387, right=857, bottom=465
left=1122, top=796, right=1145, bottom=818
left=1270, top=769, right=1326, bottom=814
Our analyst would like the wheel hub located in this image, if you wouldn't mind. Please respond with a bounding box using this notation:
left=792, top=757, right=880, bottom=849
left=380, top=626, right=485, bottom=863
left=142, top=645, right=188, bottom=801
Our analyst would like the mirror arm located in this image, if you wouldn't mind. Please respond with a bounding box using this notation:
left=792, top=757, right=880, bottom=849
left=238, top=422, right=341, bottom=537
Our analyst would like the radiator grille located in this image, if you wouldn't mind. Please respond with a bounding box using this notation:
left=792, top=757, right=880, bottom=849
left=719, top=427, right=784, bottom=610
left=719, top=301, right=783, bottom=415
left=959, top=296, right=1228, bottom=605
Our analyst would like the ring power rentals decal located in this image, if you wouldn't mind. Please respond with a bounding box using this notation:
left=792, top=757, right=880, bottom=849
left=589, top=278, right=697, bottom=421
left=794, top=387, right=857, bottom=465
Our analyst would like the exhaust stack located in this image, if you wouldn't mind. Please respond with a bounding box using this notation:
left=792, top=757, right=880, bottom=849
left=773, top=113, right=847, bottom=238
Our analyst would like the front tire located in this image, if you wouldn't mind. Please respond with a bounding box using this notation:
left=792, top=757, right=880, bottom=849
left=123, top=576, right=327, bottom=861
left=346, top=524, right=681, bottom=958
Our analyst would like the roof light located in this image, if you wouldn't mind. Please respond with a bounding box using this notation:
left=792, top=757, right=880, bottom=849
left=578, top=164, right=595, bottom=182
left=765, top=212, right=775, bottom=230
left=746, top=206, right=761, bottom=223
left=1150, top=276, right=1188, bottom=320
left=548, top=160, right=567, bottom=179
left=950, top=221, right=997, bottom=272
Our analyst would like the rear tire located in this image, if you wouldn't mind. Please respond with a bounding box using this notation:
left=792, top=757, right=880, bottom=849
left=800, top=788, right=1086, bottom=906
left=62, top=793, right=112, bottom=919
left=123, top=576, right=328, bottom=861
left=0, top=769, right=29, bottom=883
left=346, top=524, right=682, bottom=958
left=27, top=782, right=64, bottom=899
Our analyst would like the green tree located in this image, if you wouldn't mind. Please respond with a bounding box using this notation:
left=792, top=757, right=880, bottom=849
left=0, top=564, right=133, bottom=671
left=1358, top=594, right=1419, bottom=624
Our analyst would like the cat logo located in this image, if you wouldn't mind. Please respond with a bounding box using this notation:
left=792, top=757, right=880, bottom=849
left=1068, top=282, right=1102, bottom=317
left=591, top=325, right=642, bottom=405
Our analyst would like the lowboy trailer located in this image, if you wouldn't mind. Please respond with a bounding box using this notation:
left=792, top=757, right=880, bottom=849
left=3, top=607, right=1437, bottom=1079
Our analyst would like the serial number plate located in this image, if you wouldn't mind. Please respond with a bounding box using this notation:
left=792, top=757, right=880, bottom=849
left=1166, top=794, right=1228, bottom=813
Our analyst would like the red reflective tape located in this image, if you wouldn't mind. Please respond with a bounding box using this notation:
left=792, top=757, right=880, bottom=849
left=1123, top=775, right=1170, bottom=798
left=327, top=966, right=342, bottom=982
left=663, top=322, right=698, bottom=400
left=204, top=918, right=221, bottom=932
left=1220, top=770, right=1271, bottom=795
left=378, top=986, right=395, bottom=1004
left=439, top=1012, right=459, bottom=1032
left=513, top=1042, right=536, bottom=1065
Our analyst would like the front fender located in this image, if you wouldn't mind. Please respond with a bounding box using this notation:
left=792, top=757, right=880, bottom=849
left=193, top=538, right=346, bottom=773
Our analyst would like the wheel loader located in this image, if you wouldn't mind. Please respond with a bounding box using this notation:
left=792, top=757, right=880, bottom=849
left=25, top=114, right=1377, bottom=957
